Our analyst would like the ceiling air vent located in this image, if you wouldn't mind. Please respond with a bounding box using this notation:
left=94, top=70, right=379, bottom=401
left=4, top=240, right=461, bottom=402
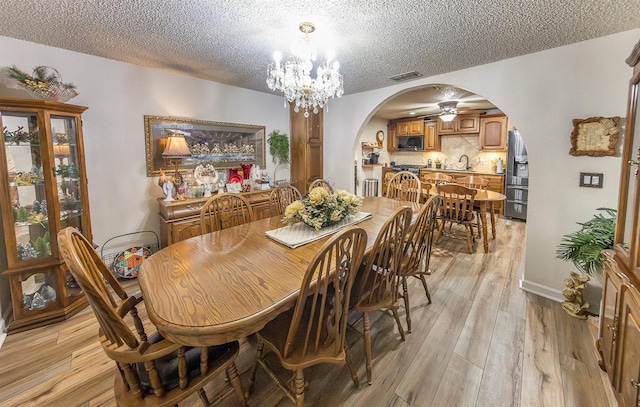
left=389, top=71, right=423, bottom=82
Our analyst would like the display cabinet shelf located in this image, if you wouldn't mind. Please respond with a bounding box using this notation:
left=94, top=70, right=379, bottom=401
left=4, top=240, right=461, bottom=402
left=0, top=97, right=92, bottom=333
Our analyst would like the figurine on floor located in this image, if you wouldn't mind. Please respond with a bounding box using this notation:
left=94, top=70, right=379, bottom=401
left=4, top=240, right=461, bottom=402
left=561, top=271, right=590, bottom=319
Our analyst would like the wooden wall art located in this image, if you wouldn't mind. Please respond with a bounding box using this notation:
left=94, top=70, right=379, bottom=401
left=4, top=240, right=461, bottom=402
left=569, top=116, right=620, bottom=156
left=144, top=115, right=266, bottom=177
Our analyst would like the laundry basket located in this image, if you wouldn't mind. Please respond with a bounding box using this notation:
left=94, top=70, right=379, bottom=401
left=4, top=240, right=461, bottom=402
left=100, top=230, right=159, bottom=279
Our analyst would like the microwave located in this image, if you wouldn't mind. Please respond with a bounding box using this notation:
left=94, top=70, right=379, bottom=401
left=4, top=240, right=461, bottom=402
left=397, top=135, right=424, bottom=151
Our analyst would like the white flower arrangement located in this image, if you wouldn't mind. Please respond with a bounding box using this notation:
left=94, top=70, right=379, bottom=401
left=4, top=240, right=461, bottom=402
left=282, top=187, right=363, bottom=231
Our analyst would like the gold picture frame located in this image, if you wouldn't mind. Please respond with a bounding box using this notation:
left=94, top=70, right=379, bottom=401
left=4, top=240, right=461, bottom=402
left=569, top=116, right=620, bottom=157
left=144, top=115, right=266, bottom=177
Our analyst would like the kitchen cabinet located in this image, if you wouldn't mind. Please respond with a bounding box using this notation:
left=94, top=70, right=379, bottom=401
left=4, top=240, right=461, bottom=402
left=437, top=114, right=480, bottom=135
left=290, top=105, right=323, bottom=194
left=480, top=115, right=507, bottom=150
left=387, top=123, right=398, bottom=152
left=0, top=97, right=92, bottom=333
left=397, top=119, right=424, bottom=136
left=424, top=121, right=440, bottom=151
left=596, top=38, right=640, bottom=407
left=158, top=188, right=274, bottom=247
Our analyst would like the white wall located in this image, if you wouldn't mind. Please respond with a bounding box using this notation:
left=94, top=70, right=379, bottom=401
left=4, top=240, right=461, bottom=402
left=0, top=36, right=290, bottom=332
left=324, top=30, right=639, bottom=300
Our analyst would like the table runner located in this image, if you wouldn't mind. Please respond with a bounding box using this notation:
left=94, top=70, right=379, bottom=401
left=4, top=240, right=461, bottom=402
left=265, top=211, right=372, bottom=249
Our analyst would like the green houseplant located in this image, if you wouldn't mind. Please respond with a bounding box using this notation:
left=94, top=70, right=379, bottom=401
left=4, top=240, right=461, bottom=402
left=267, top=130, right=289, bottom=184
left=556, top=207, right=616, bottom=318
left=556, top=207, right=616, bottom=276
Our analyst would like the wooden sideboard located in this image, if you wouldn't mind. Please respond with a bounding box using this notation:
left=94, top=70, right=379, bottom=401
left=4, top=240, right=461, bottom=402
left=157, top=188, right=274, bottom=247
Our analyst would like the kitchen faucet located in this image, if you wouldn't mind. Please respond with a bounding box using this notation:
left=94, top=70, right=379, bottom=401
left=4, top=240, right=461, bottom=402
left=459, top=154, right=471, bottom=170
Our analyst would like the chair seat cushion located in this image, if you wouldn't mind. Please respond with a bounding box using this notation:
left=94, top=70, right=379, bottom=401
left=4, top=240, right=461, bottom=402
left=135, top=332, right=233, bottom=394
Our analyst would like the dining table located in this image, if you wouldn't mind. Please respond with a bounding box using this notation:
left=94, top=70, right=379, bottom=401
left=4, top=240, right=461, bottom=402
left=138, top=196, right=420, bottom=347
left=472, top=189, right=507, bottom=253
left=421, top=183, right=506, bottom=253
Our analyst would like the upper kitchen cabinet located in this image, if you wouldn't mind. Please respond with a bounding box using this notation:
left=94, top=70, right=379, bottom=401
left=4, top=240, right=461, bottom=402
left=479, top=115, right=508, bottom=150
left=437, top=114, right=480, bottom=135
left=387, top=123, right=398, bottom=152
left=424, top=121, right=440, bottom=151
left=397, top=119, right=424, bottom=136
left=0, top=97, right=92, bottom=333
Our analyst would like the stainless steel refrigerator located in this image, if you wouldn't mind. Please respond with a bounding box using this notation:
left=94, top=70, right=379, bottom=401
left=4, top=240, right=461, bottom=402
left=504, top=130, right=528, bottom=220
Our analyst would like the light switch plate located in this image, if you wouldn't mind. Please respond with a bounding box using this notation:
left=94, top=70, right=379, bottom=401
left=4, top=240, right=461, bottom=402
left=579, top=172, right=603, bottom=188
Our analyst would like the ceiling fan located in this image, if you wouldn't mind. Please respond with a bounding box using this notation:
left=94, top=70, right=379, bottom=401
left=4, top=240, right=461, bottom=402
left=437, top=100, right=488, bottom=121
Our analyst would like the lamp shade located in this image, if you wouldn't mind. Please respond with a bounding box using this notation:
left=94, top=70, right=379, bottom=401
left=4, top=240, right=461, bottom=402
left=162, top=131, right=192, bottom=158
left=53, top=145, right=70, bottom=156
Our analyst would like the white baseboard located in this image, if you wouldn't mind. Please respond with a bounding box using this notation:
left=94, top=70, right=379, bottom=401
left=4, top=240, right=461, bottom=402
left=519, top=278, right=565, bottom=303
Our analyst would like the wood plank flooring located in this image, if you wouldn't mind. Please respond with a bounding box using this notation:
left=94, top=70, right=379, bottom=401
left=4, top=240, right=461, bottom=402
left=0, top=217, right=617, bottom=406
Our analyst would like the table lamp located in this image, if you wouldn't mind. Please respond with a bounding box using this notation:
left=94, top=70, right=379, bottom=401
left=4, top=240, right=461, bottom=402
left=162, top=130, right=192, bottom=188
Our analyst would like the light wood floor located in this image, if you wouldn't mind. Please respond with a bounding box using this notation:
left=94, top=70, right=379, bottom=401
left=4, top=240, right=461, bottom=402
left=0, top=217, right=617, bottom=407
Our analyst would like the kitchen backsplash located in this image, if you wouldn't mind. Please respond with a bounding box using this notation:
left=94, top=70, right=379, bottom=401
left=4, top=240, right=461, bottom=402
left=379, top=134, right=507, bottom=173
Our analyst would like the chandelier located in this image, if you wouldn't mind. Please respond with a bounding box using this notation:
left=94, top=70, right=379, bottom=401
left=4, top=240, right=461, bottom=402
left=266, top=22, right=343, bottom=117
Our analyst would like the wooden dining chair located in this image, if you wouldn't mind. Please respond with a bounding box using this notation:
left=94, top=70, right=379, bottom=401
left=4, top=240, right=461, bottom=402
left=57, top=227, right=246, bottom=407
left=422, top=172, right=453, bottom=186
left=435, top=183, right=477, bottom=253
left=309, top=178, right=334, bottom=193
left=398, top=194, right=443, bottom=333
left=350, top=206, right=413, bottom=384
left=455, top=175, right=490, bottom=238
left=247, top=226, right=368, bottom=407
left=386, top=171, right=422, bottom=203
left=269, top=184, right=302, bottom=216
left=200, top=193, right=254, bottom=234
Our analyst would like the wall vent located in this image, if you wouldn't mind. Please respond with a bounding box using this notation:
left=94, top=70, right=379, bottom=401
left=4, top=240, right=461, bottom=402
left=389, top=71, right=423, bottom=82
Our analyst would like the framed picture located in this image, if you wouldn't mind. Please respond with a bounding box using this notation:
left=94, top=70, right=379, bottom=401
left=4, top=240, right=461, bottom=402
left=569, top=116, right=620, bottom=157
left=144, top=115, right=266, bottom=177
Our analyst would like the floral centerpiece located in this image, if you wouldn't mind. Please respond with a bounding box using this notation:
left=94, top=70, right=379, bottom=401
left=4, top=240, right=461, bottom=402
left=282, top=187, right=363, bottom=231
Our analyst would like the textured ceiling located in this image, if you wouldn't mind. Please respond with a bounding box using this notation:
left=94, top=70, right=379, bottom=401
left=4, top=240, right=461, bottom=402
left=0, top=0, right=638, bottom=110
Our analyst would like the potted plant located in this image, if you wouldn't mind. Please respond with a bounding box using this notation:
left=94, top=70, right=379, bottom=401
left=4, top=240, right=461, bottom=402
left=556, top=207, right=616, bottom=317
left=267, top=130, right=289, bottom=184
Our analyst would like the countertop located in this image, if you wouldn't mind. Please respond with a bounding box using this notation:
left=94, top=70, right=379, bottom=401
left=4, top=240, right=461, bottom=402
left=420, top=168, right=504, bottom=176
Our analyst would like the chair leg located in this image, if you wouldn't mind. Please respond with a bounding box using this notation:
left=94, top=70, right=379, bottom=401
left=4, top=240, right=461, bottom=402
left=419, top=275, right=432, bottom=304
left=246, top=340, right=264, bottom=398
left=362, top=312, right=373, bottom=385
left=294, top=369, right=305, bottom=407
left=391, top=303, right=406, bottom=342
left=401, top=277, right=412, bottom=333
left=344, top=346, right=361, bottom=389
left=226, top=362, right=247, bottom=406
left=466, top=225, right=473, bottom=253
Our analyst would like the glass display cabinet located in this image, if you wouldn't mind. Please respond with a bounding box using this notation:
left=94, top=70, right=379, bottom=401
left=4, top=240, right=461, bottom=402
left=0, top=97, right=91, bottom=333
left=597, top=39, right=640, bottom=407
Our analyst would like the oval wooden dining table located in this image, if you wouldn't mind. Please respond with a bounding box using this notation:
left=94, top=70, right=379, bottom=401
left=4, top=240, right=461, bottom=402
left=138, top=196, right=419, bottom=347
left=422, top=184, right=506, bottom=253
